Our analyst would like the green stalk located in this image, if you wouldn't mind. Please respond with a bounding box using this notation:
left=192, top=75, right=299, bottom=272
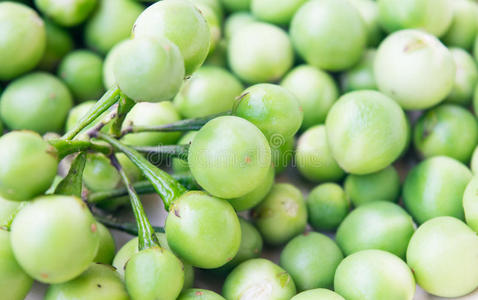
left=95, top=214, right=165, bottom=236
left=109, top=93, right=136, bottom=137
left=97, top=132, right=186, bottom=210
left=134, top=144, right=189, bottom=161
left=120, top=111, right=229, bottom=137
left=55, top=152, right=87, bottom=197
left=49, top=139, right=112, bottom=159
left=110, top=155, right=159, bottom=250
left=62, top=86, right=121, bottom=140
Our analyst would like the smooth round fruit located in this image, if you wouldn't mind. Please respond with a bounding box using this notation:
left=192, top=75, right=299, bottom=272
left=280, top=232, right=343, bottom=291
left=1, top=72, right=73, bottom=134
left=178, top=289, right=225, bottom=300
left=84, top=0, right=143, bottom=54
left=464, top=176, right=478, bottom=232
left=227, top=165, right=274, bottom=211
left=234, top=84, right=303, bottom=139
left=335, top=250, right=415, bottom=300
left=0, top=197, right=24, bottom=227
left=196, top=3, right=221, bottom=55
left=403, top=156, right=472, bottom=224
left=296, top=125, right=345, bottom=182
left=251, top=0, right=307, bottom=25
left=172, top=131, right=198, bottom=173
left=133, top=0, right=210, bottom=75
left=377, top=0, right=453, bottom=37
left=0, top=229, right=33, bottom=300
left=291, top=289, right=345, bottom=300
left=290, top=0, right=366, bottom=71
left=113, top=37, right=185, bottom=102
left=45, top=264, right=128, bottom=300
left=174, top=66, right=243, bottom=118
left=0, top=131, right=58, bottom=201
left=442, top=0, right=478, bottom=50
left=407, top=217, right=478, bottom=297
left=252, top=183, right=307, bottom=245
left=228, top=22, right=293, bottom=83
left=166, top=191, right=241, bottom=269
left=83, top=153, right=120, bottom=192
left=122, top=102, right=181, bottom=146
left=340, top=49, right=377, bottom=92
left=94, top=222, right=115, bottom=265
left=102, top=40, right=127, bottom=90
left=188, top=116, right=271, bottom=199
left=414, top=104, right=478, bottom=163
left=271, top=134, right=294, bottom=174
left=336, top=202, right=415, bottom=259
left=307, top=183, right=349, bottom=231
left=344, top=165, right=401, bottom=207
left=325, top=90, right=408, bottom=174
left=446, top=48, right=478, bottom=105
left=34, top=0, right=96, bottom=26
left=0, top=2, right=46, bottom=80
left=10, top=195, right=99, bottom=283
left=65, top=101, right=95, bottom=133
left=349, top=0, right=383, bottom=47
left=224, top=12, right=255, bottom=39
left=281, top=65, right=339, bottom=129
left=38, top=20, right=74, bottom=71
left=220, top=0, right=250, bottom=12
left=472, top=146, right=478, bottom=174
left=374, top=29, right=455, bottom=110
left=125, top=247, right=184, bottom=300
left=223, top=258, right=296, bottom=299
left=58, top=50, right=104, bottom=101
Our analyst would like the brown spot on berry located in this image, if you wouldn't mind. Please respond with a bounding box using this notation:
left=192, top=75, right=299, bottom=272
left=245, top=156, right=251, bottom=164
left=195, top=291, right=204, bottom=296
left=41, top=273, right=48, bottom=279
left=97, top=284, right=102, bottom=288
left=91, top=223, right=97, bottom=233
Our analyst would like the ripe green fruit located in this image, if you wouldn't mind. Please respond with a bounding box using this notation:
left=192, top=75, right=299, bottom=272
left=271, top=135, right=294, bottom=174
left=307, top=183, right=350, bottom=231
left=172, top=131, right=198, bottom=174
left=178, top=289, right=225, bottom=300
left=340, top=49, right=377, bottom=92
left=102, top=40, right=127, bottom=90
left=0, top=2, right=46, bottom=80
left=0, top=197, right=24, bottom=227
left=325, top=90, right=408, bottom=174
left=93, top=222, right=115, bottom=265
left=38, top=20, right=74, bottom=71
left=224, top=12, right=256, bottom=39
left=442, top=0, right=478, bottom=50
left=251, top=0, right=307, bottom=25
left=290, top=0, right=366, bottom=71
left=34, top=0, right=97, bottom=27
left=0, top=131, right=58, bottom=201
left=335, top=250, right=415, bottom=300
left=407, top=217, right=478, bottom=297
left=280, top=232, right=344, bottom=291
left=464, top=176, right=478, bottom=233
left=446, top=48, right=478, bottom=105
left=291, top=289, right=345, bottom=300
left=403, top=156, right=472, bottom=224
left=10, top=195, right=99, bottom=283
left=349, top=0, right=383, bottom=47
left=220, top=0, right=250, bottom=12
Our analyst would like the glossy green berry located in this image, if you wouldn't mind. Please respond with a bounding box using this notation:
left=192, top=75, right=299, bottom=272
left=223, top=258, right=296, bottom=299
left=414, top=104, right=478, bottom=163
left=377, top=0, right=453, bottom=37
left=340, top=49, right=377, bottom=92
left=472, top=146, right=478, bottom=174
left=94, top=222, right=115, bottom=265
left=84, top=0, right=143, bottom=54
left=224, top=12, right=255, bottom=39
left=122, top=102, right=181, bottom=146
left=83, top=153, right=120, bottom=192
left=113, top=37, right=185, bottom=102
left=174, top=66, right=243, bottom=118
left=280, top=232, right=343, bottom=291
left=10, top=195, right=99, bottom=283
left=281, top=65, right=339, bottom=130
left=403, top=156, right=472, bottom=224
left=172, top=131, right=198, bottom=174
left=191, top=0, right=223, bottom=20
left=291, top=289, right=345, bottom=300
left=102, top=40, right=127, bottom=90
left=442, top=0, right=478, bottom=50
left=344, top=165, right=401, bottom=207
left=325, top=90, right=408, bottom=174
left=220, top=0, right=250, bottom=12
left=0, top=131, right=58, bottom=201
left=446, top=48, right=478, bottom=105
left=189, top=116, right=271, bottom=199
left=0, top=72, right=73, bottom=134
left=0, top=229, right=33, bottom=300
left=45, top=264, right=128, bottom=300
left=227, top=165, right=274, bottom=211
left=38, top=20, right=74, bottom=71
left=407, top=217, right=478, bottom=297
left=195, top=3, right=221, bottom=55
left=251, top=0, right=307, bottom=25
left=349, top=0, right=383, bottom=47
left=166, top=191, right=241, bottom=269
left=336, top=202, right=415, bottom=259
left=0, top=2, right=46, bottom=80
left=35, top=0, right=96, bottom=27
left=252, top=183, right=307, bottom=245
left=228, top=22, right=293, bottom=83
left=374, top=29, right=455, bottom=110
left=271, top=134, right=294, bottom=174
left=58, top=50, right=104, bottom=101
left=133, top=0, right=210, bottom=75
left=234, top=84, right=303, bottom=140
left=307, top=183, right=350, bottom=231
left=464, top=176, right=478, bottom=233
left=290, top=0, right=366, bottom=71
left=178, top=289, right=225, bottom=300
left=125, top=247, right=184, bottom=300
left=334, top=250, right=415, bottom=300
left=296, top=125, right=345, bottom=182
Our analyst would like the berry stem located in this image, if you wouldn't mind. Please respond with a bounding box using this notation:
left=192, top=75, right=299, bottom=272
left=134, top=144, right=189, bottom=161
left=54, top=152, right=87, bottom=197
left=48, top=139, right=112, bottom=159
left=95, top=214, right=165, bottom=236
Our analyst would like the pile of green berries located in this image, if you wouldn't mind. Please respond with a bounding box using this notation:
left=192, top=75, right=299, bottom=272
left=1, top=0, right=478, bottom=299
